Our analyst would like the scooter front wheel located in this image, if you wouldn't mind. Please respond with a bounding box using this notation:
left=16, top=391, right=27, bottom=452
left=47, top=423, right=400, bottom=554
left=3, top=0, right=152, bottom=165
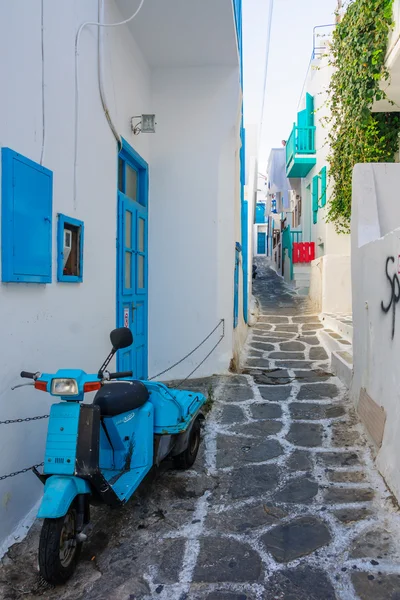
left=173, top=417, right=201, bottom=470
left=39, top=507, right=82, bottom=585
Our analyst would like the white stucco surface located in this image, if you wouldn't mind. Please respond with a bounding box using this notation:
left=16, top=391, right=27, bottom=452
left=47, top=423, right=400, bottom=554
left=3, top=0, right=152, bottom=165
left=0, top=0, right=242, bottom=551
left=351, top=163, right=400, bottom=501
left=309, top=255, right=352, bottom=315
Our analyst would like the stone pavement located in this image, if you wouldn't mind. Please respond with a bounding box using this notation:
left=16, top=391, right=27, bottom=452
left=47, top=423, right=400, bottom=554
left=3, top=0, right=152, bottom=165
left=1, top=265, right=400, bottom=600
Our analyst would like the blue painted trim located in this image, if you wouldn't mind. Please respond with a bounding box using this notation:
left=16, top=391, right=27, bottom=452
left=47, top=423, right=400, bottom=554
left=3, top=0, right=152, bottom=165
left=120, top=137, right=149, bottom=174
left=117, top=138, right=149, bottom=378
left=233, top=243, right=241, bottom=328
left=1, top=147, right=53, bottom=283
left=232, top=0, right=243, bottom=71
left=233, top=1, right=248, bottom=325
left=57, top=214, right=84, bottom=282
left=241, top=197, right=248, bottom=323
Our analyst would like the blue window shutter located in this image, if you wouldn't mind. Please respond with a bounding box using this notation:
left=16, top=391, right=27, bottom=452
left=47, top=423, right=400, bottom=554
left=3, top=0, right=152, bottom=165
left=1, top=148, right=53, bottom=283
left=320, top=166, right=327, bottom=207
left=312, top=175, right=319, bottom=224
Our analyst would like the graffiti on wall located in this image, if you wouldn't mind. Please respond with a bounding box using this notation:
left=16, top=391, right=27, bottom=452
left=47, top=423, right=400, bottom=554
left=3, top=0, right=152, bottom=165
left=381, top=256, right=400, bottom=339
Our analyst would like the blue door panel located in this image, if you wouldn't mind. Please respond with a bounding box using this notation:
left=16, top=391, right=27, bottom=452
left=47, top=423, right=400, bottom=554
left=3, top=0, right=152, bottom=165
left=257, top=232, right=266, bottom=254
left=117, top=141, right=148, bottom=379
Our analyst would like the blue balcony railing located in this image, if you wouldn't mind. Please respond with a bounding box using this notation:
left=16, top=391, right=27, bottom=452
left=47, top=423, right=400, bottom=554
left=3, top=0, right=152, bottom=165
left=290, top=230, right=303, bottom=244
left=286, top=124, right=316, bottom=168
left=255, top=203, right=266, bottom=224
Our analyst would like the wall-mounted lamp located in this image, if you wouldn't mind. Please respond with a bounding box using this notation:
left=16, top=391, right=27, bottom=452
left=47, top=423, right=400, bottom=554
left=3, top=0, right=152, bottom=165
left=131, top=114, right=156, bottom=135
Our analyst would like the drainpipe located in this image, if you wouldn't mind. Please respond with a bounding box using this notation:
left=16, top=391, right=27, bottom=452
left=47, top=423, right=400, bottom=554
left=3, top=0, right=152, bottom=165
left=241, top=125, right=248, bottom=324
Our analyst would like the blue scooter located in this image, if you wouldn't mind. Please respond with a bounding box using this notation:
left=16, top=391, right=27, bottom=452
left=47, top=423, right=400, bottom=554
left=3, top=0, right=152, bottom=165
left=18, top=328, right=206, bottom=584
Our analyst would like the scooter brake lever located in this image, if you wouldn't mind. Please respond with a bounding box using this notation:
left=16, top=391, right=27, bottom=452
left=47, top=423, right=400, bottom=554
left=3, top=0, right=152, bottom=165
left=11, top=382, right=35, bottom=391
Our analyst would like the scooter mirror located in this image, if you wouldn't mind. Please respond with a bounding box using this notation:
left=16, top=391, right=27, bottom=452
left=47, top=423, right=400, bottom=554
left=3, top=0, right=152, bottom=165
left=110, top=328, right=133, bottom=350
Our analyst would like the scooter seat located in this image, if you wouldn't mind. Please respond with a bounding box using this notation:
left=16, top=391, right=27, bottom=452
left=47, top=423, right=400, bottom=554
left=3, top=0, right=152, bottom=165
left=93, top=381, right=149, bottom=417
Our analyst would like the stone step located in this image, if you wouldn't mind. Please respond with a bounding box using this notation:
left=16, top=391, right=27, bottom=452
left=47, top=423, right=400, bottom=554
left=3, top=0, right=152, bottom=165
left=294, top=285, right=310, bottom=296
left=331, top=350, right=353, bottom=388
left=319, top=329, right=352, bottom=354
left=321, top=313, right=353, bottom=342
left=294, top=273, right=310, bottom=282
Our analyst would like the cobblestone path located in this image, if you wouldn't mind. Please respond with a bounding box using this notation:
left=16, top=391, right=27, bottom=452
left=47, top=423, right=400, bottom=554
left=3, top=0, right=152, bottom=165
left=1, top=265, right=400, bottom=600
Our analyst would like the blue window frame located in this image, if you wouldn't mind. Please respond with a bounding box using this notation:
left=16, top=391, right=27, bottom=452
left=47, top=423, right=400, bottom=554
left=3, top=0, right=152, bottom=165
left=57, top=214, right=84, bottom=282
left=1, top=148, right=53, bottom=283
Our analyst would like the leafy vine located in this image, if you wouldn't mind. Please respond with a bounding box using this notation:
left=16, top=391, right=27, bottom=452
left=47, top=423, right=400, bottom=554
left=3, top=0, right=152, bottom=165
left=326, top=0, right=400, bottom=233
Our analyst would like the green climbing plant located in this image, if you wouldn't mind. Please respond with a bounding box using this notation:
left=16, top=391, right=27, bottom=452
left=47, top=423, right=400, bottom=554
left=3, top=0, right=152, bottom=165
left=326, top=0, right=400, bottom=233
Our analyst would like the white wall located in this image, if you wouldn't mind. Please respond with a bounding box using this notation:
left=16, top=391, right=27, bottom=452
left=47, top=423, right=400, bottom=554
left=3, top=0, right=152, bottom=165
left=148, top=66, right=241, bottom=380
left=309, top=255, right=352, bottom=314
left=0, top=0, right=242, bottom=551
left=0, top=0, right=153, bottom=552
left=309, top=258, right=323, bottom=313
left=352, top=163, right=400, bottom=501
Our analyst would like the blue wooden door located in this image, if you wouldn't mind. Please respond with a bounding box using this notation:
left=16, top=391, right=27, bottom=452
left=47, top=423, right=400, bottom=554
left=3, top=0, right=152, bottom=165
left=117, top=142, right=148, bottom=379
left=257, top=232, right=266, bottom=254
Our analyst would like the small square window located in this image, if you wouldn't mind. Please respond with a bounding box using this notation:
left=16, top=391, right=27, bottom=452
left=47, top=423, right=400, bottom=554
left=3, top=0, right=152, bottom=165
left=57, top=214, right=84, bottom=282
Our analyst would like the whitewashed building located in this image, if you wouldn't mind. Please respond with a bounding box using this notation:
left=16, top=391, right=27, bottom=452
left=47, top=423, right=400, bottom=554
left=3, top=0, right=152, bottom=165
left=0, top=0, right=248, bottom=553
left=351, top=0, right=400, bottom=503
left=297, top=43, right=351, bottom=315
left=264, top=25, right=352, bottom=312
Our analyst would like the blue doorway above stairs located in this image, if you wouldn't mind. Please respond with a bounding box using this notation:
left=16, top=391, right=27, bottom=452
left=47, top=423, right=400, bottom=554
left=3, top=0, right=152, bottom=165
left=257, top=232, right=266, bottom=254
left=117, top=139, right=149, bottom=379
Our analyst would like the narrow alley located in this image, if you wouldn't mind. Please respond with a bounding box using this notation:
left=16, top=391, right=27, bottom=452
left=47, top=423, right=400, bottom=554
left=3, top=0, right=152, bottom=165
left=1, top=264, right=400, bottom=600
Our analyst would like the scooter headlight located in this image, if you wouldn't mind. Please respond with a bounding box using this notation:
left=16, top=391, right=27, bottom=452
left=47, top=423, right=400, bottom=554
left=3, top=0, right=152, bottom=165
left=51, top=378, right=79, bottom=396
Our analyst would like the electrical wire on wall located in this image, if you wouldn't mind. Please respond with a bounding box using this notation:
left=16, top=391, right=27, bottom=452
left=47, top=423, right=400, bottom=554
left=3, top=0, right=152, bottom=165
left=259, top=0, right=274, bottom=156
left=73, top=0, right=145, bottom=208
left=40, top=0, right=45, bottom=165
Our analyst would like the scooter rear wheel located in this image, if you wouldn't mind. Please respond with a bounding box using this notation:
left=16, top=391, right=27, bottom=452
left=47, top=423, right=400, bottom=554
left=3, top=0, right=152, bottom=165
left=39, top=507, right=82, bottom=585
left=173, top=417, right=201, bottom=470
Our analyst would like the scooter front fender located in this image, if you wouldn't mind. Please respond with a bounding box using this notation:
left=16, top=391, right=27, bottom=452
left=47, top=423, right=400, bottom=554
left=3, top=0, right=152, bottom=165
left=37, top=475, right=91, bottom=519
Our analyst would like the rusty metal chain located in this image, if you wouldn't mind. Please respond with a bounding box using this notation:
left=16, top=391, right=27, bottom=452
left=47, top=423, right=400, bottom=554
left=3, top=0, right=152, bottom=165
left=0, top=415, right=49, bottom=425
left=149, top=319, right=225, bottom=381
left=0, top=463, right=44, bottom=482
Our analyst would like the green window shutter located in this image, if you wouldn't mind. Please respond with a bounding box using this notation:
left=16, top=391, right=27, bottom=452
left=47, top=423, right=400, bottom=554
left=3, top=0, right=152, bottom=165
left=312, top=175, right=319, bottom=224
left=306, top=93, right=314, bottom=127
left=320, top=166, right=327, bottom=207
left=297, top=109, right=307, bottom=128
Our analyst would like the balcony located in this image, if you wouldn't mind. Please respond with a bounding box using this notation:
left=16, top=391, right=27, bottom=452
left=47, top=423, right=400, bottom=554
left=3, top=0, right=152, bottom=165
left=286, top=124, right=316, bottom=178
left=255, top=202, right=266, bottom=224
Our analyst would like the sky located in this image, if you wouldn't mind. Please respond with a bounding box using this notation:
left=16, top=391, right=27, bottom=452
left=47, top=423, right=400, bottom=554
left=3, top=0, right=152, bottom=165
left=242, top=0, right=338, bottom=172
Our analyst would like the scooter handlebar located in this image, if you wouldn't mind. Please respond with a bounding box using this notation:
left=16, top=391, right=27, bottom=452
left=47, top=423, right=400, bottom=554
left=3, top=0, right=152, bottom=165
left=109, top=371, right=133, bottom=380
left=20, top=371, right=36, bottom=379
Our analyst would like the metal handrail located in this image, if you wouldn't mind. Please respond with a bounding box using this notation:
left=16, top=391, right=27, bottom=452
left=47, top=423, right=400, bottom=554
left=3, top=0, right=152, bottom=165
left=312, top=24, right=336, bottom=59
left=286, top=125, right=316, bottom=167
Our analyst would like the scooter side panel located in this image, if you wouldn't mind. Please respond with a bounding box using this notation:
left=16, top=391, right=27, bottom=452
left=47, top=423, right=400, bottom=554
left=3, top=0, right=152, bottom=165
left=37, top=475, right=91, bottom=519
left=44, top=403, right=81, bottom=475
left=102, top=401, right=154, bottom=471
left=99, top=425, right=114, bottom=470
